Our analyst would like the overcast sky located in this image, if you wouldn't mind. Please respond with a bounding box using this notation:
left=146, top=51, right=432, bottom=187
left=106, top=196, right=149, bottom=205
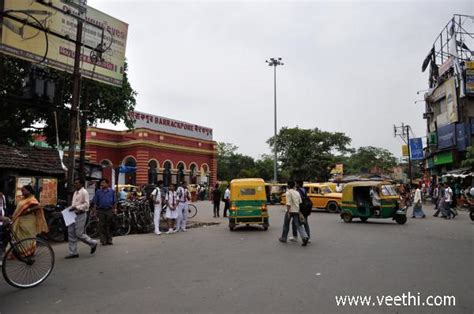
left=89, top=0, right=473, bottom=159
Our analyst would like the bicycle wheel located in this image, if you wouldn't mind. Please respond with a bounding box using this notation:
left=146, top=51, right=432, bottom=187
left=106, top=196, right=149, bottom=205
left=85, top=218, right=100, bottom=239
left=187, top=204, right=197, bottom=218
left=2, top=237, right=55, bottom=289
left=47, top=216, right=66, bottom=242
left=114, top=216, right=132, bottom=236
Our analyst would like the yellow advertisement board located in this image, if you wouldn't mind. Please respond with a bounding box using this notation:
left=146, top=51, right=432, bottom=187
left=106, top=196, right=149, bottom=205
left=445, top=77, right=458, bottom=124
left=0, top=0, right=128, bottom=87
left=402, top=145, right=408, bottom=157
left=330, top=163, right=343, bottom=175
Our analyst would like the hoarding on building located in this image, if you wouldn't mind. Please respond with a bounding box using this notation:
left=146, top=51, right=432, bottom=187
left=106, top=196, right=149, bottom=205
left=445, top=78, right=458, bottom=124
left=437, top=123, right=456, bottom=149
left=434, top=151, right=453, bottom=166
left=456, top=123, right=469, bottom=152
left=128, top=111, right=213, bottom=141
left=466, top=61, right=474, bottom=96
left=0, top=0, right=128, bottom=87
left=409, top=138, right=424, bottom=160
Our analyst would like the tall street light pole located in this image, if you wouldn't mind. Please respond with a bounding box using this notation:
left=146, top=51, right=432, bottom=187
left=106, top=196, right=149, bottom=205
left=266, top=57, right=284, bottom=183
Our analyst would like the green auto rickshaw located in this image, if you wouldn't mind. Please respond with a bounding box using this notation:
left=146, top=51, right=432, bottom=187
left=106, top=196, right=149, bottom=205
left=340, top=181, right=407, bottom=224
left=229, top=178, right=269, bottom=231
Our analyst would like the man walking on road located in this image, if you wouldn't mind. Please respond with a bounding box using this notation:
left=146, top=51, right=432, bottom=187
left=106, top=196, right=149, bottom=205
left=211, top=183, right=221, bottom=218
left=151, top=180, right=164, bottom=235
left=289, top=180, right=312, bottom=243
left=65, top=179, right=98, bottom=258
left=223, top=185, right=230, bottom=218
left=176, top=182, right=191, bottom=232
left=92, top=179, right=116, bottom=245
left=279, top=181, right=309, bottom=246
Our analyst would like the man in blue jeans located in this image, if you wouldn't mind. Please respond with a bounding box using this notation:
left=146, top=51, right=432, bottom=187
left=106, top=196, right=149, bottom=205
left=279, top=181, right=309, bottom=247
left=290, top=180, right=311, bottom=243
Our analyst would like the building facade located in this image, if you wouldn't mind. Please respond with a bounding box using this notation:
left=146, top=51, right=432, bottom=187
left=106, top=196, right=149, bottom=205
left=421, top=15, right=474, bottom=178
left=85, top=111, right=218, bottom=187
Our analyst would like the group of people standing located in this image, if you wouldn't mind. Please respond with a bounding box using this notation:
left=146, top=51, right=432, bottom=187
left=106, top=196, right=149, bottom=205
left=151, top=181, right=191, bottom=235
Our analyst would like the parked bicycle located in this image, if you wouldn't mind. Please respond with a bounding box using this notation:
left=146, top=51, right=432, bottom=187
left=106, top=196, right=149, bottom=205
left=43, top=200, right=68, bottom=242
left=0, top=217, right=55, bottom=289
left=85, top=199, right=198, bottom=238
left=159, top=202, right=198, bottom=219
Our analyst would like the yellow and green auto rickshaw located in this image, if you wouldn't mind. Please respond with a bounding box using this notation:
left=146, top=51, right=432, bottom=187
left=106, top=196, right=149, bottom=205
left=229, top=178, right=269, bottom=231
left=339, top=181, right=407, bottom=224
left=265, top=183, right=287, bottom=204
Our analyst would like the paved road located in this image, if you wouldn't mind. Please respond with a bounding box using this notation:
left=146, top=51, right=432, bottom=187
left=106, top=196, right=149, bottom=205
left=0, top=201, right=472, bottom=313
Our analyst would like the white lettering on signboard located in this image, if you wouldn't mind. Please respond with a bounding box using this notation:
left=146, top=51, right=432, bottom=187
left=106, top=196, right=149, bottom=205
left=128, top=111, right=213, bottom=141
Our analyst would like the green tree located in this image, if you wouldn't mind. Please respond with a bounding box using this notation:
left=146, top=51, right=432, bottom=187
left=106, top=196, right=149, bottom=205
left=0, top=55, right=137, bottom=147
left=0, top=56, right=38, bottom=145
left=267, top=127, right=352, bottom=182
left=217, top=142, right=239, bottom=181
left=254, top=154, right=274, bottom=181
left=345, top=146, right=397, bottom=175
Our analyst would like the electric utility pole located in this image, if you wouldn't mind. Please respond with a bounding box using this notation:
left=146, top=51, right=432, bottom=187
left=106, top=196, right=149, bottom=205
left=394, top=123, right=412, bottom=184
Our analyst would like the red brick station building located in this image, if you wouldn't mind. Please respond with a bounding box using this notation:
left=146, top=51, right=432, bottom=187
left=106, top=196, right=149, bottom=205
left=85, top=111, right=217, bottom=187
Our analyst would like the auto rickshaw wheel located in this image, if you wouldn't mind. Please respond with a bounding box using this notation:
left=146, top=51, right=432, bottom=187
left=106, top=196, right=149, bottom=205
left=341, top=212, right=352, bottom=223
left=263, top=223, right=269, bottom=231
left=229, top=221, right=236, bottom=231
left=470, top=210, right=474, bottom=221
left=360, top=217, right=368, bottom=222
left=395, top=215, right=407, bottom=225
left=326, top=202, right=339, bottom=213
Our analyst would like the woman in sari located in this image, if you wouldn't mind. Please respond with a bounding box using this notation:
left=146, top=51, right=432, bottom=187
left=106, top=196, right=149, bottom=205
left=10, top=185, right=49, bottom=255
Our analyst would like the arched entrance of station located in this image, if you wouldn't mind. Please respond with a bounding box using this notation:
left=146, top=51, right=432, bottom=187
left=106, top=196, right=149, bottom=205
left=148, top=160, right=158, bottom=184
left=176, top=162, right=185, bottom=184
left=163, top=161, right=172, bottom=187
left=189, top=163, right=198, bottom=184
left=119, top=156, right=137, bottom=185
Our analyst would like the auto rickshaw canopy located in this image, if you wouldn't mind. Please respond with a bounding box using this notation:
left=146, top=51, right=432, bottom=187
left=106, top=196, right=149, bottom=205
left=342, top=181, right=399, bottom=203
left=230, top=178, right=266, bottom=201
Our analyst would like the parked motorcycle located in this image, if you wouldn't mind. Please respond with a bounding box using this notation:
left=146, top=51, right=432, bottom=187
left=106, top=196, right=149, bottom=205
left=468, top=198, right=474, bottom=221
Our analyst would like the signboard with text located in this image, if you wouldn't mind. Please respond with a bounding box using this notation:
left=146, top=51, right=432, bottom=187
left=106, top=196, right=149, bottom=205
left=409, top=138, right=424, bottom=160
left=128, top=111, right=214, bottom=141
left=0, top=0, right=128, bottom=87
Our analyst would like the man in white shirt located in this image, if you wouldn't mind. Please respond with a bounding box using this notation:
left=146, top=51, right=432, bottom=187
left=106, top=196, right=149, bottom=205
left=151, top=181, right=164, bottom=235
left=444, top=184, right=455, bottom=219
left=335, top=183, right=343, bottom=193
left=223, top=185, right=231, bottom=217
left=412, top=185, right=426, bottom=218
left=119, top=188, right=127, bottom=201
left=65, top=179, right=98, bottom=259
left=279, top=181, right=309, bottom=246
left=165, top=185, right=179, bottom=233
left=176, top=182, right=190, bottom=232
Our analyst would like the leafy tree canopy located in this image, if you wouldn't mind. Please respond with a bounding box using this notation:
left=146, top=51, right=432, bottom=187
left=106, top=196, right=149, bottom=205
left=0, top=55, right=137, bottom=147
left=267, top=127, right=353, bottom=182
left=344, top=146, right=398, bottom=175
